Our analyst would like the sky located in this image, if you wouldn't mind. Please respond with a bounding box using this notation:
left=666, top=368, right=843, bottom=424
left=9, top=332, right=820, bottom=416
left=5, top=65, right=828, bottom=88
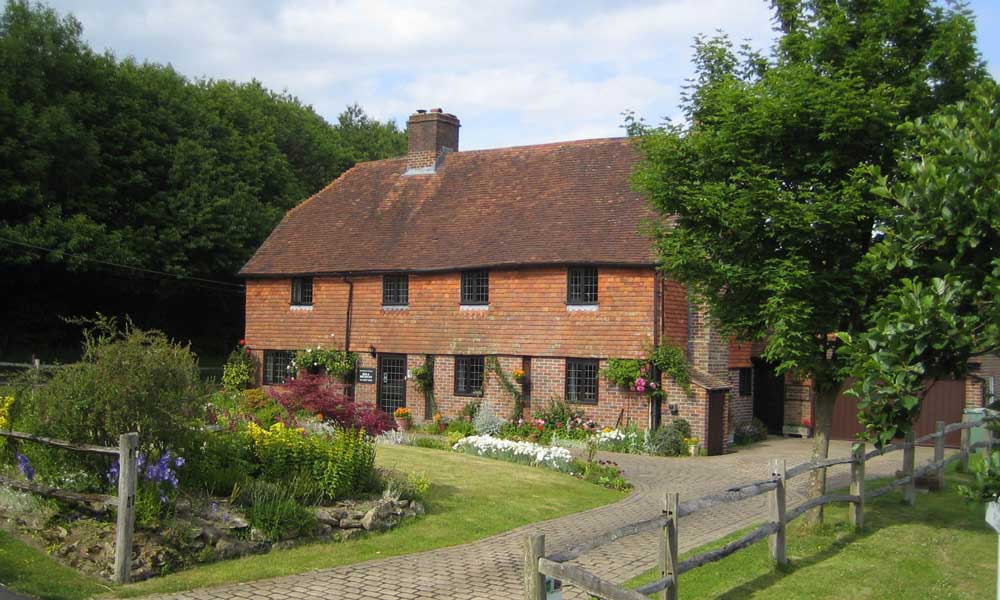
left=46, top=0, right=1000, bottom=151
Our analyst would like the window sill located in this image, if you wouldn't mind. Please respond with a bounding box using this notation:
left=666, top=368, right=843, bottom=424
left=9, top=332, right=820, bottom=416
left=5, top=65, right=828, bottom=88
left=566, top=304, right=599, bottom=312
left=290, top=305, right=314, bottom=312
left=460, top=304, right=489, bottom=311
left=381, top=305, right=409, bottom=311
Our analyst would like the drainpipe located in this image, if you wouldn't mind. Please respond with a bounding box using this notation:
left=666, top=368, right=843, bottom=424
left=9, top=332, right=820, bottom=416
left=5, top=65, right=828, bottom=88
left=343, top=277, right=354, bottom=352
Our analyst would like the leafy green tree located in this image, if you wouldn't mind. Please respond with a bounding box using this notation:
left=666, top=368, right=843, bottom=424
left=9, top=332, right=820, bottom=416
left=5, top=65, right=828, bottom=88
left=633, top=0, right=984, bottom=521
left=843, top=82, right=1000, bottom=448
left=0, top=1, right=405, bottom=358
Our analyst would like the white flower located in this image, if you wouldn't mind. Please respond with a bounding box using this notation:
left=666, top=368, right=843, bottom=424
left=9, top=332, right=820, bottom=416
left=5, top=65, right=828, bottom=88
left=453, top=435, right=572, bottom=470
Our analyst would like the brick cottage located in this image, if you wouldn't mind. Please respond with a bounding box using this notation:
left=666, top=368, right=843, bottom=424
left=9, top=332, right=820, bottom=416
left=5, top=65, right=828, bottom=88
left=240, top=108, right=755, bottom=454
left=241, top=108, right=986, bottom=453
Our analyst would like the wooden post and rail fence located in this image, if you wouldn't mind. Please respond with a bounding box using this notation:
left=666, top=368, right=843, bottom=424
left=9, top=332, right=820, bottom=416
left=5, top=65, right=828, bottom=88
left=0, top=428, right=139, bottom=584
left=524, top=417, right=990, bottom=600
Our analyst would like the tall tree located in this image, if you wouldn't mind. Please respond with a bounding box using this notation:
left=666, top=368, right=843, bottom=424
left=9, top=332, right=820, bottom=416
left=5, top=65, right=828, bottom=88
left=844, top=82, right=1000, bottom=446
left=633, top=0, right=985, bottom=522
left=0, top=0, right=406, bottom=359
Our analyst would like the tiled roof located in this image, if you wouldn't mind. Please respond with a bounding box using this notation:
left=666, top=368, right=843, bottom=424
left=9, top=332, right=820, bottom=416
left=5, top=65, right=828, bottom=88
left=240, top=137, right=660, bottom=276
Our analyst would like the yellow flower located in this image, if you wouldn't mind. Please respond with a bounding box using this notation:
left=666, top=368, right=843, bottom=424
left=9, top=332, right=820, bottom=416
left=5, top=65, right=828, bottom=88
left=0, top=396, right=14, bottom=430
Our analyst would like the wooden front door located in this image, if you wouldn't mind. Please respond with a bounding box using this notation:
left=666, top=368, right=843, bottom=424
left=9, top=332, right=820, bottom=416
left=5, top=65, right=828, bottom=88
left=377, top=354, right=406, bottom=415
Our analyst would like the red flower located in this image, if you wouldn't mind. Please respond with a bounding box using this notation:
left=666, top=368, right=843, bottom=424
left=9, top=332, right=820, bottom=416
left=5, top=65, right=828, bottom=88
left=239, top=339, right=246, bottom=346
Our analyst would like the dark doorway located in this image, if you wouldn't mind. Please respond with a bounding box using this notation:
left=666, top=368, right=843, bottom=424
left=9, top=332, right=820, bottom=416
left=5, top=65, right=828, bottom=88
left=649, top=395, right=663, bottom=430
left=753, top=359, right=785, bottom=434
left=377, top=354, right=407, bottom=415
left=707, top=390, right=725, bottom=455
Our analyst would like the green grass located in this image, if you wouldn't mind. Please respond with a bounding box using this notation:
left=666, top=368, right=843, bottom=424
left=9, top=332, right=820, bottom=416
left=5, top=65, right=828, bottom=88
left=624, top=468, right=994, bottom=599
left=0, top=530, right=109, bottom=599
left=0, top=444, right=622, bottom=599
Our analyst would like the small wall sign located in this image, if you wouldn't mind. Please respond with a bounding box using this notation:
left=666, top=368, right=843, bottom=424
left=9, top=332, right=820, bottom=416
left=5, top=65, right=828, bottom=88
left=357, top=368, right=375, bottom=384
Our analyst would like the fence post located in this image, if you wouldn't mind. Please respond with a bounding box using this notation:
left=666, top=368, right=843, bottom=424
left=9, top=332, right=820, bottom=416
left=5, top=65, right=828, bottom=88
left=768, top=458, right=787, bottom=566
left=902, top=430, right=916, bottom=506
left=933, top=421, right=946, bottom=491
left=524, top=533, right=545, bottom=600
left=959, top=426, right=970, bottom=473
left=114, top=432, right=139, bottom=584
left=850, top=442, right=865, bottom=530
left=659, top=492, right=679, bottom=600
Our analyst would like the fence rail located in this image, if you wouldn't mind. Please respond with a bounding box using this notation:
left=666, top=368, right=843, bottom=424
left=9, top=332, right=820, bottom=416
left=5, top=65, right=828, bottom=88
left=524, top=417, right=992, bottom=600
left=0, top=428, right=138, bottom=583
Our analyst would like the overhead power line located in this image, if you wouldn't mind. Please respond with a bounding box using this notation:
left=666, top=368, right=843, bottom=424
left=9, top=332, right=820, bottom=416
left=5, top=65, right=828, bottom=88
left=0, top=236, right=246, bottom=292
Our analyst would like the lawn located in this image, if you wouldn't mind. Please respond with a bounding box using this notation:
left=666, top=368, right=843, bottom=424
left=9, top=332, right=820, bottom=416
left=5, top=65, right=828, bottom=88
left=625, top=467, right=994, bottom=599
left=0, top=444, right=624, bottom=599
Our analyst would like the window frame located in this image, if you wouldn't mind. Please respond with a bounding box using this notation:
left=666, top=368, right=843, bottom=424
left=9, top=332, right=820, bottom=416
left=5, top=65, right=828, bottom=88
left=565, top=358, right=599, bottom=405
left=382, top=273, right=409, bottom=307
left=263, top=350, right=295, bottom=385
left=290, top=276, right=313, bottom=306
left=460, top=269, right=489, bottom=306
left=566, top=266, right=599, bottom=305
left=454, top=355, right=485, bottom=396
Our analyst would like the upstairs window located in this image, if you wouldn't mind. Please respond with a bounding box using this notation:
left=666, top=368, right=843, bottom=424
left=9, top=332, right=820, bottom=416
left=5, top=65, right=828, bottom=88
left=460, top=270, right=489, bottom=305
left=454, top=355, right=485, bottom=396
left=566, top=358, right=599, bottom=404
left=567, top=266, right=598, bottom=305
left=291, top=277, right=313, bottom=306
left=263, top=350, right=294, bottom=385
left=382, top=274, right=409, bottom=306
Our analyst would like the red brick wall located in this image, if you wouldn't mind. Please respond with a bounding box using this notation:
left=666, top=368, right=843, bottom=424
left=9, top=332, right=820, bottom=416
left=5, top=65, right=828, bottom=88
left=245, top=266, right=656, bottom=359
left=728, top=368, right=754, bottom=427
left=246, top=266, right=739, bottom=436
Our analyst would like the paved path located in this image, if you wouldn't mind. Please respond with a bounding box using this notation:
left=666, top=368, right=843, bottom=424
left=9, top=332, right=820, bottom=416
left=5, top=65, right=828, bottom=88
left=155, top=438, right=937, bottom=600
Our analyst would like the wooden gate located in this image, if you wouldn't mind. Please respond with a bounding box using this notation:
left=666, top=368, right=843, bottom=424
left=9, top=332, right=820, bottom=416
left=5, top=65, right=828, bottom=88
left=831, top=379, right=966, bottom=447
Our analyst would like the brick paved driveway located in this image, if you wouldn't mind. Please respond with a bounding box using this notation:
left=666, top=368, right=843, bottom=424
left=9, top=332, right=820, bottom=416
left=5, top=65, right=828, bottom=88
left=154, top=438, right=937, bottom=600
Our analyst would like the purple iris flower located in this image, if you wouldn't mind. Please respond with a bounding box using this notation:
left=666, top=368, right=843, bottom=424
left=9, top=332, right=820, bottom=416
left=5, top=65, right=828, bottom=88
left=15, top=453, right=34, bottom=481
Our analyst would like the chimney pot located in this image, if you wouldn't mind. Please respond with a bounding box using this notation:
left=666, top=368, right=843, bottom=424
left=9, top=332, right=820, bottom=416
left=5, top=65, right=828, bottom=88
left=405, top=108, right=460, bottom=174
left=416, top=109, right=427, bottom=114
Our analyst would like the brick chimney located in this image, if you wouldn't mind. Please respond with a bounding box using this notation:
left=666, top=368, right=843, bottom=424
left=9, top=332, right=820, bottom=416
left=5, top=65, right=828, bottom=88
left=406, top=108, right=459, bottom=173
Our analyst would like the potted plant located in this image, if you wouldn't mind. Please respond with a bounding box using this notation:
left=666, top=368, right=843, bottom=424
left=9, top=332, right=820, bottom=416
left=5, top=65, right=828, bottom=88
left=394, top=407, right=413, bottom=431
left=432, top=412, right=446, bottom=433
left=782, top=418, right=811, bottom=438
left=512, top=368, right=526, bottom=385
left=685, top=437, right=701, bottom=456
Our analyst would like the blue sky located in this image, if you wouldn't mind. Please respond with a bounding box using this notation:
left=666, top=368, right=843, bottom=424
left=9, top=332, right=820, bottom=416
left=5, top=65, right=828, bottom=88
left=47, top=1, right=1000, bottom=150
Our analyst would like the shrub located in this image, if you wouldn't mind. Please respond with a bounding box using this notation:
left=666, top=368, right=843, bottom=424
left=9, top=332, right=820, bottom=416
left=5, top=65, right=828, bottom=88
left=267, top=374, right=395, bottom=435
left=648, top=419, right=691, bottom=456
left=240, top=388, right=271, bottom=411
left=245, top=422, right=377, bottom=500
left=242, top=478, right=317, bottom=542
left=735, top=418, right=769, bottom=445
left=222, top=343, right=255, bottom=394
left=8, top=317, right=205, bottom=483
left=445, top=419, right=476, bottom=438
left=570, top=459, right=632, bottom=491
left=413, top=437, right=449, bottom=451
left=602, top=359, right=644, bottom=389
left=181, top=429, right=255, bottom=496
left=377, top=469, right=431, bottom=502
left=472, top=402, right=505, bottom=435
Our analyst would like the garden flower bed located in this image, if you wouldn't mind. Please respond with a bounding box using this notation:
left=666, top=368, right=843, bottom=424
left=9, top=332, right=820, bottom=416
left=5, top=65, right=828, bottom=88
left=0, top=321, right=422, bottom=583
left=453, top=435, right=574, bottom=470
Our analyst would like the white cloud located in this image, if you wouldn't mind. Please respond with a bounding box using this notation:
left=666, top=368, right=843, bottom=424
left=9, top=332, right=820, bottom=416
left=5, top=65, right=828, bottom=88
left=49, top=0, right=776, bottom=148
